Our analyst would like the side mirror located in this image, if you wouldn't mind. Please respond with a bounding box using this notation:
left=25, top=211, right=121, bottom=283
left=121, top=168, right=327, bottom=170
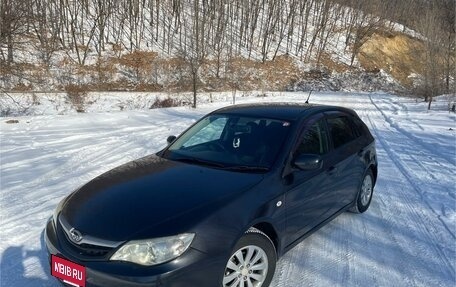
left=293, top=154, right=323, bottom=171
left=167, top=135, right=177, bottom=144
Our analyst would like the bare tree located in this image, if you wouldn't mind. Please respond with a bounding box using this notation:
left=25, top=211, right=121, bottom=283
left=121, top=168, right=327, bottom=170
left=211, top=0, right=228, bottom=78
left=31, top=0, right=61, bottom=66
left=414, top=1, right=448, bottom=109
left=0, top=0, right=28, bottom=63
left=346, top=2, right=385, bottom=67
left=1, top=0, right=452, bottom=99
left=180, top=0, right=208, bottom=108
left=440, top=0, right=455, bottom=93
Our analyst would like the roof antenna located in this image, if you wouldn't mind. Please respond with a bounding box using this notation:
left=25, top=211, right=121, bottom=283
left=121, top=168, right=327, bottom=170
left=305, top=90, right=312, bottom=104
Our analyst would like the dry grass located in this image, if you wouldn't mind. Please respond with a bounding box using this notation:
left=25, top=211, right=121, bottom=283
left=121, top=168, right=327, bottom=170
left=4, top=33, right=437, bottom=94
left=223, top=55, right=302, bottom=91
left=150, top=97, right=181, bottom=109
left=119, top=51, right=158, bottom=69
left=11, top=83, right=33, bottom=92
left=319, top=52, right=352, bottom=73
left=64, top=84, right=87, bottom=112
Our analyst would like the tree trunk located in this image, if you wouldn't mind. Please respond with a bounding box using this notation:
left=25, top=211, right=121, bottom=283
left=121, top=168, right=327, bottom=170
left=192, top=71, right=197, bottom=108
left=7, top=33, right=14, bottom=63
left=445, top=33, right=451, bottom=92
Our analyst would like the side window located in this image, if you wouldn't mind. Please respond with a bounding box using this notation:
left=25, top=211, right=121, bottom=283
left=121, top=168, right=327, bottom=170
left=296, top=119, right=328, bottom=156
left=351, top=116, right=368, bottom=137
left=327, top=116, right=356, bottom=148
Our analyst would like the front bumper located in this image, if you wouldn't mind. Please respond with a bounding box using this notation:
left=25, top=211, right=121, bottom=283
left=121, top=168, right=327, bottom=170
left=45, top=218, right=225, bottom=287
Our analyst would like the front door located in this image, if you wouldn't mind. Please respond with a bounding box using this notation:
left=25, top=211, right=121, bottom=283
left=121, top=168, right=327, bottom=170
left=284, top=117, right=339, bottom=246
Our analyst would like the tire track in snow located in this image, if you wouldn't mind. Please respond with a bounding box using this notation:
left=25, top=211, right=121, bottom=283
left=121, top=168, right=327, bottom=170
left=369, top=95, right=454, bottom=166
left=371, top=180, right=427, bottom=286
left=368, top=95, right=455, bottom=239
left=364, top=109, right=455, bottom=281
left=347, top=96, right=421, bottom=286
left=380, top=97, right=425, bottom=131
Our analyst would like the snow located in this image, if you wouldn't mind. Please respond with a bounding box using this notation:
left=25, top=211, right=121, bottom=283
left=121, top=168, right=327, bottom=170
left=0, top=91, right=259, bottom=117
left=1, top=92, right=455, bottom=286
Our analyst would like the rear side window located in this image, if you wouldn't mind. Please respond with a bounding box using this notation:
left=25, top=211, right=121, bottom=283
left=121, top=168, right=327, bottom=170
left=327, top=116, right=356, bottom=149
left=351, top=116, right=369, bottom=137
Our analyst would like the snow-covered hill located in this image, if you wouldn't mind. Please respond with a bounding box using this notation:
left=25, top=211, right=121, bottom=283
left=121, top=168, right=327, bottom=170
left=2, top=0, right=422, bottom=94
left=0, top=92, right=455, bottom=286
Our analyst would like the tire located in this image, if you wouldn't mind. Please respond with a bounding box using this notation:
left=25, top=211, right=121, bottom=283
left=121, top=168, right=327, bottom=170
left=350, top=169, right=374, bottom=214
left=222, top=228, right=276, bottom=287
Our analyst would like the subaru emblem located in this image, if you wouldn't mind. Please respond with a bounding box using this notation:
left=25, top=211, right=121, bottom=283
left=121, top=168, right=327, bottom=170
left=69, top=228, right=83, bottom=243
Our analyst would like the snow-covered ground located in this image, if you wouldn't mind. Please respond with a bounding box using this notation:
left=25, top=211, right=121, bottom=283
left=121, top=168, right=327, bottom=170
left=0, top=92, right=455, bottom=286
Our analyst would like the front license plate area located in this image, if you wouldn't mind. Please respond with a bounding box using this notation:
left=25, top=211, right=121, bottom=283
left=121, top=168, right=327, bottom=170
left=51, top=255, right=86, bottom=287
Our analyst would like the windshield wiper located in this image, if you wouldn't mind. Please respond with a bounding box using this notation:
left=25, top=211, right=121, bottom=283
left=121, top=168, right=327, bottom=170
left=173, top=157, right=226, bottom=168
left=223, top=165, right=270, bottom=172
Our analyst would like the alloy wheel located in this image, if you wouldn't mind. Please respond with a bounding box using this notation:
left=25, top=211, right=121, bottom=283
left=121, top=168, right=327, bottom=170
left=223, top=245, right=269, bottom=287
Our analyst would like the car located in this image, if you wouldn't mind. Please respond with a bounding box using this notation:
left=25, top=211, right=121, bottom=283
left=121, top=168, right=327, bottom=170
left=45, top=103, right=377, bottom=287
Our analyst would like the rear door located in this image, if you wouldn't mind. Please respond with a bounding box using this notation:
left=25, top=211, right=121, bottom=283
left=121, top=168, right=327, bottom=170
left=325, top=112, right=366, bottom=208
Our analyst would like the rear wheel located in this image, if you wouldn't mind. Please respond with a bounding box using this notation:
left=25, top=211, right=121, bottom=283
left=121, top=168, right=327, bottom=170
left=222, top=228, right=276, bottom=287
left=350, top=169, right=374, bottom=213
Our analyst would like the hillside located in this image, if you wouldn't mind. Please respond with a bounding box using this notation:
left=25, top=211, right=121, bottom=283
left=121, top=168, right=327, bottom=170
left=0, top=0, right=454, bottom=99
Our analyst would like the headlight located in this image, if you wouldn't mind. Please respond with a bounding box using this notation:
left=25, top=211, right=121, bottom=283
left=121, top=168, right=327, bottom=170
left=110, top=233, right=195, bottom=266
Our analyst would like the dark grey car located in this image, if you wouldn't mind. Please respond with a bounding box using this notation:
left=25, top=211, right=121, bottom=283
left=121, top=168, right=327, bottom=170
left=46, top=103, right=377, bottom=287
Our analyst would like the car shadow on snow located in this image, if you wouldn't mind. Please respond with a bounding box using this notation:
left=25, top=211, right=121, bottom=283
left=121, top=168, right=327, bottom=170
left=0, top=230, right=58, bottom=287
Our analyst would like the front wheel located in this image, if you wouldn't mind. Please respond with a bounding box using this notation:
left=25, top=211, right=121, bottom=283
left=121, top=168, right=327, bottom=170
left=222, top=228, right=276, bottom=287
left=350, top=169, right=374, bottom=213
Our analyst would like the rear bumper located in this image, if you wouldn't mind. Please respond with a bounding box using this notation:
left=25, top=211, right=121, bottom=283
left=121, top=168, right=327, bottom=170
left=45, top=218, right=225, bottom=287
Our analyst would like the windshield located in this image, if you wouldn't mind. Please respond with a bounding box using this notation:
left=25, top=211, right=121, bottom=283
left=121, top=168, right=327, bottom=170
left=162, top=114, right=292, bottom=171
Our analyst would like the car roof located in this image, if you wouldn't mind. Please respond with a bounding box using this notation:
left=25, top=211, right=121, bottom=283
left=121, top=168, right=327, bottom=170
left=212, top=102, right=356, bottom=121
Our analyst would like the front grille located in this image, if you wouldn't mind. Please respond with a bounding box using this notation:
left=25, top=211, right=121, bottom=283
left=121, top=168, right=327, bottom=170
left=66, top=239, right=112, bottom=257
left=57, top=215, right=119, bottom=260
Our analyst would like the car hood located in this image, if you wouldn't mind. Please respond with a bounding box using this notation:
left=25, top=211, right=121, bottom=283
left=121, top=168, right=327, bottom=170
left=60, top=155, right=263, bottom=241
